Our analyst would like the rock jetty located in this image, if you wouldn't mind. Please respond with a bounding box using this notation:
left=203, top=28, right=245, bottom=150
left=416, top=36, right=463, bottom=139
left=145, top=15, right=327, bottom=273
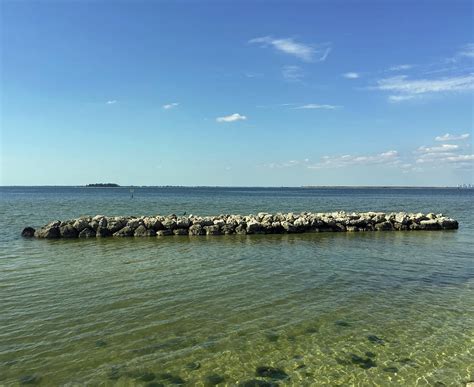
left=23, top=212, right=458, bottom=239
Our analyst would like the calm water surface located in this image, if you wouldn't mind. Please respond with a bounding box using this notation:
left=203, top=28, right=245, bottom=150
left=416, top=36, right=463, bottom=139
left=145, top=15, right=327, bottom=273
left=1, top=187, right=473, bottom=386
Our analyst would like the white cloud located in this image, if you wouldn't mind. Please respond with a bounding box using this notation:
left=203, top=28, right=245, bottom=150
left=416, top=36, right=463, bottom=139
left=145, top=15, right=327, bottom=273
left=308, top=150, right=399, bottom=169
left=342, top=72, right=360, bottom=79
left=435, top=133, right=470, bottom=141
left=375, top=73, right=474, bottom=101
left=249, top=36, right=331, bottom=62
left=106, top=100, right=117, bottom=104
left=389, top=64, right=413, bottom=71
left=458, top=43, right=474, bottom=58
left=282, top=65, right=304, bottom=81
left=163, top=102, right=179, bottom=110
left=388, top=95, right=416, bottom=102
left=216, top=113, right=247, bottom=123
left=418, top=144, right=460, bottom=153
left=294, top=104, right=340, bottom=110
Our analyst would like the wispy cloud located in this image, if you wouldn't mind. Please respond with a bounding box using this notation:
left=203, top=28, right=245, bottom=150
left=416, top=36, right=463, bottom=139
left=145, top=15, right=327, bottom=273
left=388, top=64, right=413, bottom=71
left=293, top=104, right=340, bottom=110
left=264, top=159, right=310, bottom=169
left=457, top=43, right=474, bottom=58
left=375, top=73, right=474, bottom=101
left=388, top=95, right=416, bottom=102
left=216, top=113, right=247, bottom=123
left=418, top=144, right=460, bottom=153
left=249, top=36, right=331, bottom=62
left=282, top=65, right=304, bottom=81
left=308, top=150, right=399, bottom=169
left=162, top=102, right=179, bottom=110
left=244, top=72, right=263, bottom=78
left=106, top=100, right=117, bottom=105
left=435, top=133, right=470, bottom=141
left=342, top=72, right=360, bottom=79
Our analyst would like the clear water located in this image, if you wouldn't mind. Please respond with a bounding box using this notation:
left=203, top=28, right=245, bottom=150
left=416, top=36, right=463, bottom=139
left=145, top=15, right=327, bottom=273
left=1, top=187, right=473, bottom=386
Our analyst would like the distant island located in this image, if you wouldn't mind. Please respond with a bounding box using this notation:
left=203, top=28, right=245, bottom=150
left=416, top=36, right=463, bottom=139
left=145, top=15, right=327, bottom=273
left=86, top=183, right=120, bottom=187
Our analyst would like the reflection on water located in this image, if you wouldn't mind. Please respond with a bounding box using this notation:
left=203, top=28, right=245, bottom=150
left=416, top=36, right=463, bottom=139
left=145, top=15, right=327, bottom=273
left=0, top=187, right=473, bottom=385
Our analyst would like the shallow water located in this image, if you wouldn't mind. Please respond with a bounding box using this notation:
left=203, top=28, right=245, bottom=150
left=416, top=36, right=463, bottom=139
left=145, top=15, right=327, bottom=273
left=1, top=187, right=473, bottom=386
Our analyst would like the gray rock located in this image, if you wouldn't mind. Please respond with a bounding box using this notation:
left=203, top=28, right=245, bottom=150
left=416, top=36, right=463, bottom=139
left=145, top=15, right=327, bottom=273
left=113, top=226, right=134, bottom=237
left=173, top=228, right=188, bottom=236
left=60, top=224, right=79, bottom=238
left=375, top=221, right=393, bottom=231
left=134, top=225, right=156, bottom=237
left=162, top=218, right=177, bottom=230
left=204, top=225, right=221, bottom=235
left=79, top=228, right=96, bottom=238
left=73, top=218, right=90, bottom=232
left=157, top=229, right=173, bottom=236
left=34, top=221, right=61, bottom=238
left=189, top=224, right=205, bottom=236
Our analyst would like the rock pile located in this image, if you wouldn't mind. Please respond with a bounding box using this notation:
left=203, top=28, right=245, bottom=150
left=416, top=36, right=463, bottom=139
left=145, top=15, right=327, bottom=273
left=23, top=212, right=458, bottom=239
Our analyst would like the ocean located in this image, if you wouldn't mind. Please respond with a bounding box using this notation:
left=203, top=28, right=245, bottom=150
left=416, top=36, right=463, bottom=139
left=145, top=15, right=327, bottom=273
left=1, top=187, right=473, bottom=386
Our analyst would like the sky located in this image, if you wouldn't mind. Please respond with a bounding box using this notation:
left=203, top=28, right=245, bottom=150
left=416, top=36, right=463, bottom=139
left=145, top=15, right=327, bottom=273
left=1, top=0, right=473, bottom=186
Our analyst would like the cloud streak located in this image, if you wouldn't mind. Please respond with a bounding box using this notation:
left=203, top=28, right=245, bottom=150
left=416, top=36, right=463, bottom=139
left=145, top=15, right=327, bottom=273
left=249, top=36, right=331, bottom=62
left=342, top=72, right=360, bottom=79
left=216, top=113, right=247, bottom=123
left=106, top=100, right=117, bottom=104
left=375, top=73, right=474, bottom=101
left=435, top=133, right=470, bottom=141
left=293, top=104, right=340, bottom=110
left=162, top=102, right=179, bottom=110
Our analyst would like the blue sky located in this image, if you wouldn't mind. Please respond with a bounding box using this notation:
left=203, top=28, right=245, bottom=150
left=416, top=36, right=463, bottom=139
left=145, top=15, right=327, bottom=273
left=1, top=1, right=473, bottom=186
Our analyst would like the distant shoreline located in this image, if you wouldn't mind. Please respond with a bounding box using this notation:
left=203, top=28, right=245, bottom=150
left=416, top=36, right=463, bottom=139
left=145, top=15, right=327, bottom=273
left=1, top=185, right=471, bottom=189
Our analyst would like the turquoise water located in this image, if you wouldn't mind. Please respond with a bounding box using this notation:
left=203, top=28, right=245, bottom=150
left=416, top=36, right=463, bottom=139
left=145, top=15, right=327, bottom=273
left=1, top=187, right=473, bottom=386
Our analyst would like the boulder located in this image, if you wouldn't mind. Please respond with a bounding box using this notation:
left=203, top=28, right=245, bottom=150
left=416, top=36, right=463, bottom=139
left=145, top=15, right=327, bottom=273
left=173, top=228, right=188, bottom=236
left=73, top=218, right=90, bottom=232
left=96, top=227, right=111, bottom=237
left=113, top=226, right=134, bottom=237
left=60, top=224, right=79, bottom=238
left=79, top=228, right=96, bottom=238
left=21, top=227, right=36, bottom=238
left=162, top=218, right=177, bottom=230
left=34, top=221, right=61, bottom=238
left=419, top=219, right=441, bottom=230
left=247, top=221, right=265, bottom=234
left=204, top=225, right=221, bottom=235
left=375, top=221, right=393, bottom=231
left=134, top=225, right=156, bottom=237
left=189, top=224, right=205, bottom=236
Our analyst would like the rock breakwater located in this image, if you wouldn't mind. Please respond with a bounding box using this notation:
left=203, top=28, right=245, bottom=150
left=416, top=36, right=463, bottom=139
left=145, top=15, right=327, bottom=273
left=23, top=212, right=458, bottom=239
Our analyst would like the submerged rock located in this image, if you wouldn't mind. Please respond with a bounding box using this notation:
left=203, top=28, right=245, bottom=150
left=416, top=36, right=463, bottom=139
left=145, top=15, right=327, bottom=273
left=19, top=374, right=41, bottom=385
left=240, top=380, right=278, bottom=387
left=186, top=361, right=201, bottom=370
left=367, top=335, right=385, bottom=345
left=255, top=366, right=289, bottom=380
left=350, top=354, right=377, bottom=369
left=204, top=373, right=225, bottom=386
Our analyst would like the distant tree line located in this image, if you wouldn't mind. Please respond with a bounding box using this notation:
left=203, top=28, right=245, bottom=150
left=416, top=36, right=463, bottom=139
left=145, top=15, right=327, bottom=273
left=86, top=183, right=120, bottom=187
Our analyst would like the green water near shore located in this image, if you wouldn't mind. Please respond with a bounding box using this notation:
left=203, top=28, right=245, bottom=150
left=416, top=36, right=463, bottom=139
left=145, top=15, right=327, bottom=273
left=1, top=187, right=473, bottom=386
